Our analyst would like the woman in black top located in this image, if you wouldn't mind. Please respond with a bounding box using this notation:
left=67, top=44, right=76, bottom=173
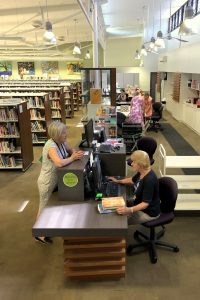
left=109, top=150, right=160, bottom=224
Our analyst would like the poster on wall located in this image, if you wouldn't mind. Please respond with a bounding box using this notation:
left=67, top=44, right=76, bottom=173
left=18, top=62, right=35, bottom=76
left=0, top=61, right=12, bottom=75
left=66, top=62, right=83, bottom=74
left=41, top=61, right=59, bottom=74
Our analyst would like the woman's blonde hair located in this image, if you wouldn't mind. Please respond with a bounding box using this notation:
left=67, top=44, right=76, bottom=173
left=131, top=150, right=150, bottom=170
left=48, top=121, right=67, bottom=143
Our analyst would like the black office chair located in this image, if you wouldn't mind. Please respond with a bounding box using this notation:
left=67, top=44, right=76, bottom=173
left=127, top=136, right=157, bottom=166
left=122, top=123, right=143, bottom=154
left=117, top=112, right=127, bottom=137
left=127, top=176, right=180, bottom=264
left=148, top=102, right=164, bottom=132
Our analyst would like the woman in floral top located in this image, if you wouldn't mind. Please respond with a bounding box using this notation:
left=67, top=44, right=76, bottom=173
left=127, top=91, right=144, bottom=127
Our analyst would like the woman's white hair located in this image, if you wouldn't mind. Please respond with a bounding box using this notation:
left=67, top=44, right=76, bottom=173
left=131, top=150, right=150, bottom=170
left=48, top=121, right=67, bottom=143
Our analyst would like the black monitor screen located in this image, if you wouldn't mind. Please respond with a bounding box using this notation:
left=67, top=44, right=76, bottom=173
left=92, top=155, right=102, bottom=192
left=84, top=119, right=94, bottom=148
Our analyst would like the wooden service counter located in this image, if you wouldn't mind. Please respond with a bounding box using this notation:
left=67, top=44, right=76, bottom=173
left=32, top=201, right=127, bottom=280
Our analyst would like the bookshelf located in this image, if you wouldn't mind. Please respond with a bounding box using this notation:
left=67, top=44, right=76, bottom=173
left=0, top=99, right=33, bottom=171
left=63, top=86, right=74, bottom=118
left=172, top=73, right=181, bottom=102
left=0, top=92, right=52, bottom=145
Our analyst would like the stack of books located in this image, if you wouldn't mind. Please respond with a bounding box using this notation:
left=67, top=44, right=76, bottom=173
left=98, top=196, right=125, bottom=214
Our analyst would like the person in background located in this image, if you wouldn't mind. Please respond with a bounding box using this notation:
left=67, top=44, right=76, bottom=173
left=108, top=150, right=160, bottom=224
left=126, top=90, right=144, bottom=126
left=143, top=92, right=153, bottom=118
left=35, top=121, right=84, bottom=244
left=117, top=88, right=127, bottom=102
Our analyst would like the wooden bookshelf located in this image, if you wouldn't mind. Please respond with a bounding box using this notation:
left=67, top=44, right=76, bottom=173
left=173, top=73, right=181, bottom=102
left=63, top=86, right=74, bottom=118
left=0, top=92, right=52, bottom=145
left=0, top=99, right=33, bottom=171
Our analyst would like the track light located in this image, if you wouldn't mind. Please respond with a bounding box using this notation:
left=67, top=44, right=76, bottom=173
left=85, top=50, right=90, bottom=59
left=178, top=5, right=197, bottom=35
left=73, top=42, right=81, bottom=55
left=43, top=21, right=55, bottom=42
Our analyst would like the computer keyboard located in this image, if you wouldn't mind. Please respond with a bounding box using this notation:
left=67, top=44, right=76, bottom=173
left=105, top=181, right=122, bottom=197
left=99, top=144, right=112, bottom=153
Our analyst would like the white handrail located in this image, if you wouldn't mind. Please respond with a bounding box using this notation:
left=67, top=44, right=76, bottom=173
left=159, top=144, right=166, bottom=176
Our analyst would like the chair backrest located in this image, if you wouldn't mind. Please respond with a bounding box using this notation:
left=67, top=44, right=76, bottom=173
left=137, top=137, right=157, bottom=164
left=152, top=102, right=163, bottom=119
left=159, top=177, right=178, bottom=213
left=117, top=112, right=126, bottom=127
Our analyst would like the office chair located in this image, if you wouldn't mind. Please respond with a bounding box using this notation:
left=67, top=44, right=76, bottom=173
left=122, top=123, right=143, bottom=154
left=148, top=102, right=164, bottom=132
left=127, top=136, right=157, bottom=166
left=127, top=176, right=179, bottom=264
left=117, top=112, right=127, bottom=137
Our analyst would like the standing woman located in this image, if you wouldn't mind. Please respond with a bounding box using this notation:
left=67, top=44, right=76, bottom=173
left=127, top=90, right=144, bottom=127
left=35, top=121, right=83, bottom=244
left=143, top=92, right=153, bottom=118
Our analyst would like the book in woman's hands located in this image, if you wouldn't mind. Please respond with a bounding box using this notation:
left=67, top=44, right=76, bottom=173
left=102, top=196, right=125, bottom=210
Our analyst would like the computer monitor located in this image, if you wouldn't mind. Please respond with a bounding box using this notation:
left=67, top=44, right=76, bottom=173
left=84, top=119, right=94, bottom=148
left=92, top=155, right=103, bottom=192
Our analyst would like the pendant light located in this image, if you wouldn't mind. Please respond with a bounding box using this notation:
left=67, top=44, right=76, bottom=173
left=43, top=0, right=56, bottom=43
left=85, top=50, right=91, bottom=59
left=73, top=19, right=81, bottom=55
left=155, top=0, right=165, bottom=48
left=134, top=50, right=141, bottom=60
left=178, top=5, right=197, bottom=36
left=140, top=6, right=147, bottom=57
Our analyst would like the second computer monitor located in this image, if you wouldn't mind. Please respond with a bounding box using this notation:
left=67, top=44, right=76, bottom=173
left=84, top=118, right=94, bottom=148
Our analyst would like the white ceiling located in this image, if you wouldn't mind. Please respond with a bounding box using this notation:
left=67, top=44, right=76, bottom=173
left=0, top=0, right=197, bottom=59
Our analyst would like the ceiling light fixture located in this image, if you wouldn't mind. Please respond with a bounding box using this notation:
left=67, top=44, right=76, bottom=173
left=43, top=0, right=56, bottom=43
left=178, top=5, right=197, bottom=36
left=140, top=45, right=147, bottom=56
left=73, top=19, right=81, bottom=55
left=134, top=50, right=141, bottom=60
left=85, top=50, right=90, bottom=59
left=155, top=0, right=165, bottom=49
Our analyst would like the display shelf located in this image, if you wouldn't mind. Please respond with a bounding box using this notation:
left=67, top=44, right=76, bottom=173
left=95, top=105, right=117, bottom=138
left=0, top=99, right=33, bottom=171
left=159, top=144, right=200, bottom=212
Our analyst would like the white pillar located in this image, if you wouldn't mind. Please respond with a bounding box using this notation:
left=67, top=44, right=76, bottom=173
left=92, top=0, right=98, bottom=69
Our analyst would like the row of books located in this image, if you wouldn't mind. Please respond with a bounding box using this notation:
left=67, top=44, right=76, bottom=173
left=0, top=108, right=18, bottom=121
left=32, top=133, right=46, bottom=143
left=49, top=91, right=59, bottom=99
left=31, top=121, right=45, bottom=131
left=0, top=123, right=19, bottom=136
left=30, top=109, right=44, bottom=120
left=0, top=154, right=20, bottom=167
left=28, top=97, right=44, bottom=108
left=50, top=100, right=61, bottom=109
left=52, top=111, right=61, bottom=118
left=0, top=140, right=17, bottom=152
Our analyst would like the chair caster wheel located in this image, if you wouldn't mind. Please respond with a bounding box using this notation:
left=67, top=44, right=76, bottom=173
left=174, top=247, right=179, bottom=252
left=151, top=257, right=157, bottom=264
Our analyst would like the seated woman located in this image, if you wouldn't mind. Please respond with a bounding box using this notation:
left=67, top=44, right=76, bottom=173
left=117, top=88, right=127, bottom=102
left=109, top=150, right=160, bottom=224
left=126, top=91, right=144, bottom=127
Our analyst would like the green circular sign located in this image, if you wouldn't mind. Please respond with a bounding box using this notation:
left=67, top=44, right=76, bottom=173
left=63, top=172, right=78, bottom=187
